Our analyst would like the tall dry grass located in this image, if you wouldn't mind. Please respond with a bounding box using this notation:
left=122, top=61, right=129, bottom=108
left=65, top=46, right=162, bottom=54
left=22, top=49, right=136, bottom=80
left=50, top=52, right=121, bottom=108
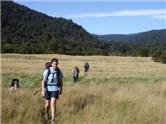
left=2, top=83, right=166, bottom=124
left=1, top=54, right=166, bottom=124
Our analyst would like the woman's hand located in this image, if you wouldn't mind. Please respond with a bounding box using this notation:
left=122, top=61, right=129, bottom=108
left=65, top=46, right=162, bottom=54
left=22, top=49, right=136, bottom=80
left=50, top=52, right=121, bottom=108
left=42, top=90, right=45, bottom=97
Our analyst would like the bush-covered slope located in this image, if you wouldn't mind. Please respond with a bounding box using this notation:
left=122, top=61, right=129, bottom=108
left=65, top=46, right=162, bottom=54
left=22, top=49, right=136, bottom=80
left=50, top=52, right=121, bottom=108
left=1, top=1, right=106, bottom=55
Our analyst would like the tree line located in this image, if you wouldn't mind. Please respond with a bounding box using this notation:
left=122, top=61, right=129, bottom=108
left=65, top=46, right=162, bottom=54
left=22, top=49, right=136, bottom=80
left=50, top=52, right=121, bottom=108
left=1, top=1, right=166, bottom=63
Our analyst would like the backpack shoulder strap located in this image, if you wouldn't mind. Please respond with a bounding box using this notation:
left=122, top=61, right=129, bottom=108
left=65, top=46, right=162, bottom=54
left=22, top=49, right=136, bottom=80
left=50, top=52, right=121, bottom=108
left=44, top=68, right=50, bottom=91
left=45, top=68, right=50, bottom=84
left=56, top=67, right=61, bottom=87
left=46, top=68, right=50, bottom=79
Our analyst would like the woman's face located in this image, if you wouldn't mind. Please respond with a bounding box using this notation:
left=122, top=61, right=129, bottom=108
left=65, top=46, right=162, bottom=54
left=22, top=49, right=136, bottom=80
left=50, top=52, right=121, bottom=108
left=52, top=61, right=58, bottom=68
left=14, top=81, right=18, bottom=84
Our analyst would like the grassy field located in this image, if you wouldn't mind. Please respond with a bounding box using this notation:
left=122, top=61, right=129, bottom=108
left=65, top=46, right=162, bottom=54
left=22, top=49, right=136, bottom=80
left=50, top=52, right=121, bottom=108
left=1, top=54, right=166, bottom=124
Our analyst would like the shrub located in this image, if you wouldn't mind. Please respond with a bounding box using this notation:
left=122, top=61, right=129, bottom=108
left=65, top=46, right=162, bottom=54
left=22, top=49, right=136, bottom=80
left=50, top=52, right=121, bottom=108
left=152, top=51, right=166, bottom=64
left=160, top=55, right=166, bottom=64
left=139, top=48, right=149, bottom=57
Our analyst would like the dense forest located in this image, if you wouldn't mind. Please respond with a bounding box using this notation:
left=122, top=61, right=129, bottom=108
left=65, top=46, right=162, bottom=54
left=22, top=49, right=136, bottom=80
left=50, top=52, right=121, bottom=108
left=1, top=1, right=166, bottom=63
left=104, top=41, right=166, bottom=63
left=95, top=29, right=166, bottom=60
left=94, top=27, right=166, bottom=64
left=1, top=1, right=106, bottom=55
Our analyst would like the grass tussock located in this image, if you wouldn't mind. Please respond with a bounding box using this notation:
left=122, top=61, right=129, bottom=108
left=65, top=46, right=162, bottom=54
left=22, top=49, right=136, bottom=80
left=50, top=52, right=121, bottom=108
left=1, top=54, right=166, bottom=124
left=1, top=88, right=44, bottom=124
left=2, top=83, right=166, bottom=124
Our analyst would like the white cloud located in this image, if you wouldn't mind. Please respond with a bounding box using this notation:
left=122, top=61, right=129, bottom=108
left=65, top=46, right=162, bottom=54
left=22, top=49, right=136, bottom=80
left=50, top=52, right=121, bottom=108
left=153, top=14, right=166, bottom=19
left=64, top=9, right=166, bottom=19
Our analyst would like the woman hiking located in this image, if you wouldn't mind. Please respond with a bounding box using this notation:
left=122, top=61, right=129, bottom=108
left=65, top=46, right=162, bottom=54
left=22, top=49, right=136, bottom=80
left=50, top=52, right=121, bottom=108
left=41, top=58, right=64, bottom=124
left=10, top=78, right=20, bottom=91
left=72, top=66, right=80, bottom=83
left=84, top=62, right=89, bottom=76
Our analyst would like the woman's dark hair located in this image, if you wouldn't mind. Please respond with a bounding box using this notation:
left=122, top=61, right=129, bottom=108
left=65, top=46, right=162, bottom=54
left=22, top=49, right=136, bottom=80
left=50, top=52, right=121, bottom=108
left=10, top=78, right=20, bottom=88
left=51, top=58, right=58, bottom=64
left=45, top=62, right=52, bottom=69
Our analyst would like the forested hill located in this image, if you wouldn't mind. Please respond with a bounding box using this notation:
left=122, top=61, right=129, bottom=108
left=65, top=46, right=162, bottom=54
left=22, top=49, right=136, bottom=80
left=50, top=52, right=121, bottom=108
left=1, top=1, right=106, bottom=55
left=95, top=29, right=166, bottom=45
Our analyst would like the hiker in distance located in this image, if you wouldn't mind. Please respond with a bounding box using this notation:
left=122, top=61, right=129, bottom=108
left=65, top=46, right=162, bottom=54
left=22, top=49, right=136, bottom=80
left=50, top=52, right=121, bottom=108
left=72, top=66, right=80, bottom=83
left=84, top=62, right=90, bottom=76
left=10, top=78, right=20, bottom=91
left=41, top=58, right=64, bottom=124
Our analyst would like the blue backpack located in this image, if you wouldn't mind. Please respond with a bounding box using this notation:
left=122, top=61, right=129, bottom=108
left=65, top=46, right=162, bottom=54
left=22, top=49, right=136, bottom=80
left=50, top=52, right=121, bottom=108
left=44, top=67, right=61, bottom=88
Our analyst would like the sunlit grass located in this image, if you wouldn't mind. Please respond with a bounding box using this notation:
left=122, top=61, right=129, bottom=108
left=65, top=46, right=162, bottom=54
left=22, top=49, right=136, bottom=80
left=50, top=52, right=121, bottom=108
left=1, top=54, right=166, bottom=124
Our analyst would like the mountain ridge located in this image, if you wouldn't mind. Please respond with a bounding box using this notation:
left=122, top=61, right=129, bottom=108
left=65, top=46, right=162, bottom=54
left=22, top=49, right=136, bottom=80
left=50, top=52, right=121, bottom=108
left=95, top=29, right=166, bottom=44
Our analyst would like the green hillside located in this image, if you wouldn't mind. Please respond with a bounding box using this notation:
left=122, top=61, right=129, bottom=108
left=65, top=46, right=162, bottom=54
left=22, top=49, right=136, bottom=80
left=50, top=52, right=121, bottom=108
left=1, top=1, right=106, bottom=55
left=1, top=1, right=165, bottom=62
left=95, top=29, right=166, bottom=45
